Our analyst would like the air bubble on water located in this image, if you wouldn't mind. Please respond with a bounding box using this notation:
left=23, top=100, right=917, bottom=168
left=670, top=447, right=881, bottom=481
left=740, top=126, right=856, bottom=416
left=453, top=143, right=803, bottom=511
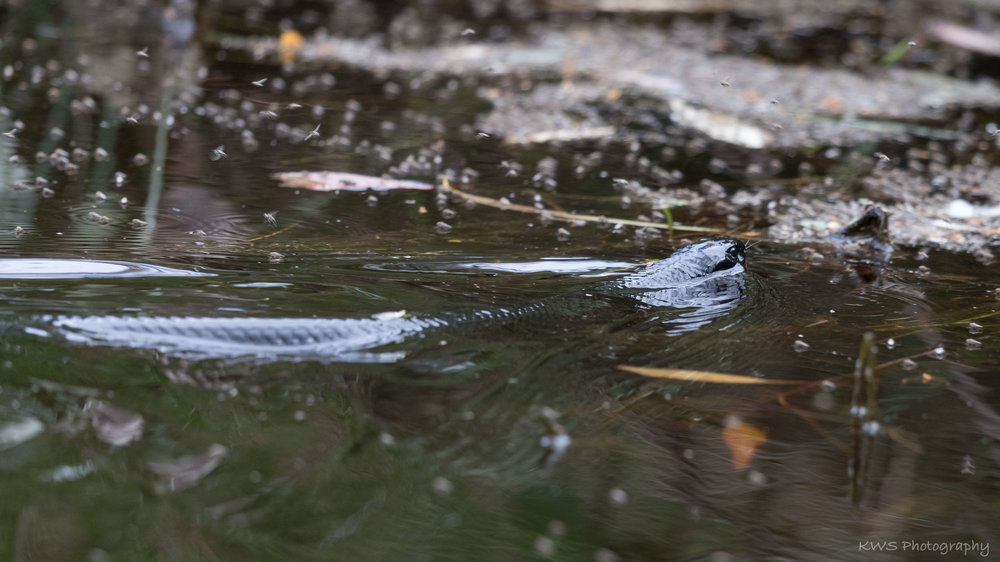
left=594, top=548, right=621, bottom=562
left=863, top=420, right=880, bottom=436
left=609, top=488, right=628, bottom=505
left=533, top=536, right=556, bottom=557
left=432, top=476, right=453, bottom=496
left=747, top=470, right=768, bottom=486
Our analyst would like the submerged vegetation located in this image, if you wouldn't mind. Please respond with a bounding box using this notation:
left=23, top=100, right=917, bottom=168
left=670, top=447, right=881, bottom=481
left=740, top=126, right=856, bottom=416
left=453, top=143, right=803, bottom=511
left=0, top=0, right=999, bottom=560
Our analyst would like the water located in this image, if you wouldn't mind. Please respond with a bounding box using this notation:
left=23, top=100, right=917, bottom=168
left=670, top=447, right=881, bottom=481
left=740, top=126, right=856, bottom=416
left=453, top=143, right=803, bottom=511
left=1, top=4, right=999, bottom=561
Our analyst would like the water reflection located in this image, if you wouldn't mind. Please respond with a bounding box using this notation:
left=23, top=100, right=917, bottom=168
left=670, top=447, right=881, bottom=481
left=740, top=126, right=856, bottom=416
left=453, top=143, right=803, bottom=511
left=0, top=258, right=210, bottom=279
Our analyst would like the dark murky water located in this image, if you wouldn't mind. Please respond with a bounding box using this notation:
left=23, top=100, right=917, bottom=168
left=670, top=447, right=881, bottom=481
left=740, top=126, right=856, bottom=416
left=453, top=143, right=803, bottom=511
left=2, top=3, right=999, bottom=561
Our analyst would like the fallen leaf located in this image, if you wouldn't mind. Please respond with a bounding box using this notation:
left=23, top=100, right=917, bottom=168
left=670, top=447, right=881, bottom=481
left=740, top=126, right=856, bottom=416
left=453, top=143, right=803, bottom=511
left=722, top=417, right=767, bottom=470
left=272, top=171, right=434, bottom=192
left=618, top=365, right=804, bottom=384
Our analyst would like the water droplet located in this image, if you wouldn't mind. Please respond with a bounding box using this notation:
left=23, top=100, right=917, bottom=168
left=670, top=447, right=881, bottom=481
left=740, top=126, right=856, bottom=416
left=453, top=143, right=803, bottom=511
left=793, top=340, right=810, bottom=352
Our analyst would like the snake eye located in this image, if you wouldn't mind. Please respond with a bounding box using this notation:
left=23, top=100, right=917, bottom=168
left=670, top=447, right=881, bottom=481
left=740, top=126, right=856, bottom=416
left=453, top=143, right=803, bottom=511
left=730, top=243, right=745, bottom=263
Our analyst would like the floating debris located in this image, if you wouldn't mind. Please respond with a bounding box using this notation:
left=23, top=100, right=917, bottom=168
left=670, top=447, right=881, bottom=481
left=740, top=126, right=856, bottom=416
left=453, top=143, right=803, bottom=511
left=722, top=416, right=767, bottom=470
left=303, top=123, right=321, bottom=141
left=273, top=171, right=434, bottom=192
left=210, top=145, right=227, bottom=161
left=539, top=407, right=571, bottom=467
left=84, top=399, right=144, bottom=447
left=0, top=417, right=44, bottom=451
left=148, top=443, right=228, bottom=493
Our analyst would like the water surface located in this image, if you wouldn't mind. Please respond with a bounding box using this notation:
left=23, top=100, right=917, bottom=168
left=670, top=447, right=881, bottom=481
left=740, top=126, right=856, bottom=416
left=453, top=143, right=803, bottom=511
left=1, top=4, right=998, bottom=561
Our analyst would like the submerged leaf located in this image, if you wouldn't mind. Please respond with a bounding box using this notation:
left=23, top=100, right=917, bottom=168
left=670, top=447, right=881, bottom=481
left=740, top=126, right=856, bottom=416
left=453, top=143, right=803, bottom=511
left=618, top=365, right=803, bottom=384
left=272, top=171, right=434, bottom=192
left=722, top=417, right=767, bottom=470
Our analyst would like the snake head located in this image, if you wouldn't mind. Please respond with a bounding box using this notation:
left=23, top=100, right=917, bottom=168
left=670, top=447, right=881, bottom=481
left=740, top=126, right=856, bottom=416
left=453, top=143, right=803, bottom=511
left=710, top=239, right=748, bottom=273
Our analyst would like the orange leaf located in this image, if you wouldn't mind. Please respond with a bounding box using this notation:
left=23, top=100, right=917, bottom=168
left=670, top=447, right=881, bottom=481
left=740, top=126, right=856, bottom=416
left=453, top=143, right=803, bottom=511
left=617, top=365, right=803, bottom=385
left=279, top=30, right=304, bottom=63
left=722, top=419, right=766, bottom=470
